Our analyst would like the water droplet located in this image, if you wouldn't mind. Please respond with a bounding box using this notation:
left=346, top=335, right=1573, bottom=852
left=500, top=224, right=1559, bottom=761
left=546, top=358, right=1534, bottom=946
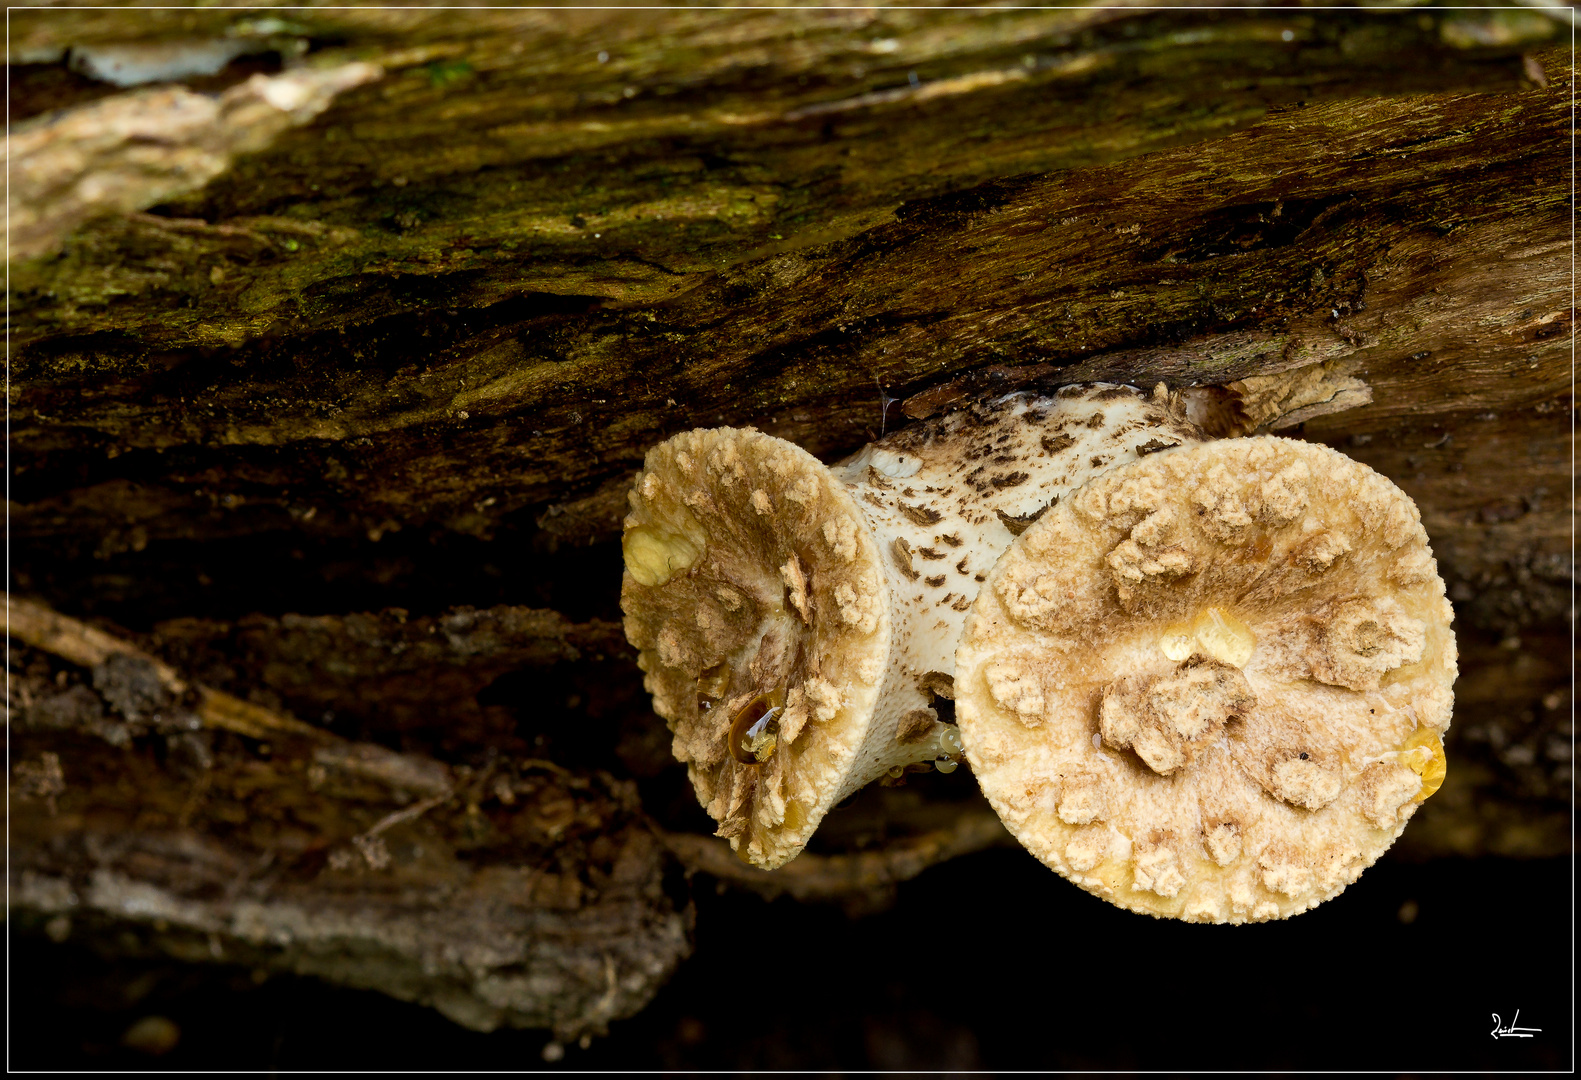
left=940, top=726, right=963, bottom=756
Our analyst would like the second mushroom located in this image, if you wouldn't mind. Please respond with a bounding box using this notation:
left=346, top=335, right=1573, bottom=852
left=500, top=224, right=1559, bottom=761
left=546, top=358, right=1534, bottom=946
left=954, top=436, right=1457, bottom=922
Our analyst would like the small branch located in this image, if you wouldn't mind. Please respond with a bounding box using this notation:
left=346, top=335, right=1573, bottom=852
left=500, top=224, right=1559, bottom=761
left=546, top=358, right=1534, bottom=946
left=6, top=592, right=451, bottom=797
left=359, top=791, right=453, bottom=841
left=195, top=685, right=328, bottom=742
left=8, top=591, right=324, bottom=741
left=7, top=592, right=175, bottom=676
left=656, top=809, right=1015, bottom=904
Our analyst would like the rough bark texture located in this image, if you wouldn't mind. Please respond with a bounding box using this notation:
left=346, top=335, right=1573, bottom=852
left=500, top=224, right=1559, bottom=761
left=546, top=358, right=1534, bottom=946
left=7, top=1, right=1573, bottom=1041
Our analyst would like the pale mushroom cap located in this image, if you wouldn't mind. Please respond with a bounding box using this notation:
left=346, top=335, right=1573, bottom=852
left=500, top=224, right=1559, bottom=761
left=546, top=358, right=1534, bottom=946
left=621, top=427, right=891, bottom=868
left=955, top=436, right=1457, bottom=923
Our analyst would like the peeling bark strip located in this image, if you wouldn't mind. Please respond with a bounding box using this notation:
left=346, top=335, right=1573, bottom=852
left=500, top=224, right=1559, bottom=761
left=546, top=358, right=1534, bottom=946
left=657, top=810, right=1014, bottom=907
left=7, top=64, right=382, bottom=259
left=11, top=776, right=688, bottom=1038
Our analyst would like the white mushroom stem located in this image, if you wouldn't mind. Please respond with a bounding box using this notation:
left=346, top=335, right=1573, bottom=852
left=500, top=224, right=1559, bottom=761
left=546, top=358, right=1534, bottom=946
left=621, top=383, right=1206, bottom=869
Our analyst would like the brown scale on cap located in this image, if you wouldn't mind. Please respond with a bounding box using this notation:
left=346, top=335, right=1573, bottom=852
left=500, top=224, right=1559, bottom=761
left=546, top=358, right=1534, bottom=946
left=1098, top=657, right=1256, bottom=775
left=955, top=437, right=1456, bottom=923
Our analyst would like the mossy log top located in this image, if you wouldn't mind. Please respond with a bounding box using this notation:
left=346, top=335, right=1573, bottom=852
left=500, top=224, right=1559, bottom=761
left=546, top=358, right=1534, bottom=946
left=11, top=4, right=1565, bottom=536
left=7, top=2, right=1573, bottom=1043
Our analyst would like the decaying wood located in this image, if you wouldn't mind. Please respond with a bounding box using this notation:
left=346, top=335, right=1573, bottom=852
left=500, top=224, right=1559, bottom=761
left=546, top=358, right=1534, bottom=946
left=6, top=1, right=1573, bottom=1040
left=8, top=589, right=1015, bottom=1030
left=10, top=592, right=333, bottom=743
left=7, top=597, right=688, bottom=1037
left=10, top=48, right=1569, bottom=581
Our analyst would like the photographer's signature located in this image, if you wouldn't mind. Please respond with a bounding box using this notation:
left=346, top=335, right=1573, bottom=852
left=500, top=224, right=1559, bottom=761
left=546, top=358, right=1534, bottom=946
left=1491, top=1011, right=1541, bottom=1039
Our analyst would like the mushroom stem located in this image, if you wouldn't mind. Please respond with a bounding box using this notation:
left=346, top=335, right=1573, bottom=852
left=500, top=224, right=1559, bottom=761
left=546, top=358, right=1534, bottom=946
left=622, top=383, right=1207, bottom=869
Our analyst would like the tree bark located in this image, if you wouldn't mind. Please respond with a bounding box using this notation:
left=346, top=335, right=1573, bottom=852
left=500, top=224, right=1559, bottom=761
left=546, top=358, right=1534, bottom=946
left=7, top=2, right=1573, bottom=1040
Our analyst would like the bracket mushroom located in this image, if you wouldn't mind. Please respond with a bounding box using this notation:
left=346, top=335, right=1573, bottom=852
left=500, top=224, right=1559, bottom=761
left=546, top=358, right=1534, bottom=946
left=621, top=384, right=1207, bottom=868
left=954, top=436, right=1457, bottom=922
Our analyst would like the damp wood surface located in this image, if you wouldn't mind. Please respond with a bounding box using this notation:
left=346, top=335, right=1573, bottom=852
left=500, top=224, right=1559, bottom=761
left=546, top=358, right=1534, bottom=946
left=6, top=3, right=1573, bottom=1043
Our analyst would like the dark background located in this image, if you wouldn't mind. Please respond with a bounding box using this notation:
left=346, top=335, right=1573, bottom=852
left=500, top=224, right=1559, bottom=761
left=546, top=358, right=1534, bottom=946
left=12, top=850, right=1570, bottom=1071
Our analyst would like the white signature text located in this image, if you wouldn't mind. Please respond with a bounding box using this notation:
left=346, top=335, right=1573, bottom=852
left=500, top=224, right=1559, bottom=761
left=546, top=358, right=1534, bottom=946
left=1491, top=1011, right=1541, bottom=1039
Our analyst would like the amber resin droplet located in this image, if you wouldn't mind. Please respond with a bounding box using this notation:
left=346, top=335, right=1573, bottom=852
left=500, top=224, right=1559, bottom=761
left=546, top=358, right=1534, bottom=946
left=728, top=691, right=784, bottom=765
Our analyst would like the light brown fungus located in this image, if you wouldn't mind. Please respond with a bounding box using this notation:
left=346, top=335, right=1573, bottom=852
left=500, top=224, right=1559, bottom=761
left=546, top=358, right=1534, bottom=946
left=955, top=437, right=1456, bottom=922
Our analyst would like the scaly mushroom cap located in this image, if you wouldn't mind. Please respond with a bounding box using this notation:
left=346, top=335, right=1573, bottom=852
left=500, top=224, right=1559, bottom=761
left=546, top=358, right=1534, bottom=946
left=621, top=427, right=890, bottom=868
left=955, top=436, right=1457, bottom=923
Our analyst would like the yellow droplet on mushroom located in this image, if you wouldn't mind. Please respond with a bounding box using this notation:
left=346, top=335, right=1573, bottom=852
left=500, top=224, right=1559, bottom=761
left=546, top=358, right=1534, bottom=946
left=1158, top=607, right=1254, bottom=666
left=622, top=525, right=702, bottom=587
left=1190, top=606, right=1255, bottom=667
left=1399, top=726, right=1447, bottom=800
left=749, top=732, right=778, bottom=762
left=728, top=691, right=784, bottom=765
left=1159, top=621, right=1195, bottom=661
left=781, top=799, right=805, bottom=833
